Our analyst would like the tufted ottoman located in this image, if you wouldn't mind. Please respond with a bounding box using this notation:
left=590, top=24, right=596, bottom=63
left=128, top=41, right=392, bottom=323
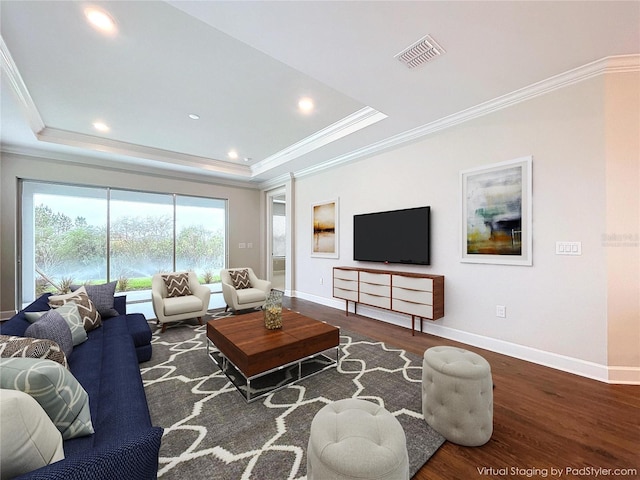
left=307, top=398, right=409, bottom=480
left=421, top=346, right=493, bottom=446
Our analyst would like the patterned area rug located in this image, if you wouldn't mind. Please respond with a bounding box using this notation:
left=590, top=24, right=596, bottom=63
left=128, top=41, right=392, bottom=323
left=141, top=310, right=445, bottom=479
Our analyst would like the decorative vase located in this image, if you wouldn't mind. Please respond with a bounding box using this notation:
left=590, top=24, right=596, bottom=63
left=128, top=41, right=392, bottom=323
left=263, top=290, right=284, bottom=329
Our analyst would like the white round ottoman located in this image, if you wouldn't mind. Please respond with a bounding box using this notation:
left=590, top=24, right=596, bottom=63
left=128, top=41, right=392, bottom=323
left=422, top=346, right=493, bottom=447
left=307, top=398, right=409, bottom=480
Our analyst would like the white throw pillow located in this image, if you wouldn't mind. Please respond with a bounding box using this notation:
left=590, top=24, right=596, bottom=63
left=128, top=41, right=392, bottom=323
left=0, top=389, right=64, bottom=479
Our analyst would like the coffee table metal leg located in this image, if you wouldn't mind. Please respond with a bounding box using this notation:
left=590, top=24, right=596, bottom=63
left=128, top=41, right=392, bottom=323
left=207, top=339, right=340, bottom=403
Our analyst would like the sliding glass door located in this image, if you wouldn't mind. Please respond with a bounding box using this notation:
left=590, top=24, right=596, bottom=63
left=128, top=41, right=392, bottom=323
left=109, top=190, right=174, bottom=289
left=21, top=182, right=108, bottom=302
left=175, top=195, right=226, bottom=281
left=20, top=180, right=227, bottom=306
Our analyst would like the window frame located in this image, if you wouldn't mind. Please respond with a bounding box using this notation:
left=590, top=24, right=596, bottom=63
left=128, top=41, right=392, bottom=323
left=19, top=179, right=228, bottom=306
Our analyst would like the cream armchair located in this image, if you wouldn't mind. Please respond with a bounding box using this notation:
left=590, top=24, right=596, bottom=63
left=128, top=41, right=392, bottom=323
left=151, top=271, right=211, bottom=333
left=220, top=268, right=271, bottom=312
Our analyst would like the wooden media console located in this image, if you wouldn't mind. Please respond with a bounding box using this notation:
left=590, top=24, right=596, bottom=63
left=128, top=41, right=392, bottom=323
left=333, top=266, right=444, bottom=335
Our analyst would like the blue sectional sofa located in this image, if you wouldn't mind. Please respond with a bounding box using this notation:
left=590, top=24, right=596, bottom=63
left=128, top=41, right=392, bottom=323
left=0, top=293, right=163, bottom=479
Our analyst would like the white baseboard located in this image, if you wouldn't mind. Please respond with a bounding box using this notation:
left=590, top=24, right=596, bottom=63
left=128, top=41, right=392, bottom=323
left=291, top=291, right=638, bottom=385
left=293, top=291, right=343, bottom=311
left=420, top=322, right=610, bottom=383
left=607, top=366, right=640, bottom=384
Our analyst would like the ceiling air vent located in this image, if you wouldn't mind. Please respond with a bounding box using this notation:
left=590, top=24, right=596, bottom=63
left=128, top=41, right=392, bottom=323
left=395, top=34, right=445, bottom=69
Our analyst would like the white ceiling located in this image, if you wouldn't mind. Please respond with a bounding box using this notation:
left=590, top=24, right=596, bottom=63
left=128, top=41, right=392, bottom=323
left=1, top=1, right=639, bottom=187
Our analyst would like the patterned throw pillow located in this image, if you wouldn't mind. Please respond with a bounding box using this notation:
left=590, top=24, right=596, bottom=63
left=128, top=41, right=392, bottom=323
left=162, top=272, right=192, bottom=298
left=0, top=357, right=94, bottom=440
left=25, top=310, right=74, bottom=360
left=0, top=335, right=68, bottom=369
left=229, top=269, right=251, bottom=289
left=71, top=281, right=119, bottom=318
left=51, top=302, right=88, bottom=347
left=49, top=287, right=102, bottom=331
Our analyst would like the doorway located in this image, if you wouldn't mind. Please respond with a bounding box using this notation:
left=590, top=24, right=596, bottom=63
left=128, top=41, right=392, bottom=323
left=269, top=192, right=286, bottom=291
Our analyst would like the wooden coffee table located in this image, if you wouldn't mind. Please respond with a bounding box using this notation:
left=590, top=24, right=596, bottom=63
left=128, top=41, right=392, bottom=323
left=206, top=309, right=340, bottom=402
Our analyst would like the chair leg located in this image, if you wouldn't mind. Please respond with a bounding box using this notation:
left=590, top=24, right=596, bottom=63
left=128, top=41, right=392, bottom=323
left=197, top=317, right=203, bottom=326
left=225, top=305, right=229, bottom=312
left=161, top=323, right=167, bottom=333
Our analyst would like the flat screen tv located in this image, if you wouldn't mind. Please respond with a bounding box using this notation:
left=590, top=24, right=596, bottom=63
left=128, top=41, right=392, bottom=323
left=353, top=206, right=430, bottom=265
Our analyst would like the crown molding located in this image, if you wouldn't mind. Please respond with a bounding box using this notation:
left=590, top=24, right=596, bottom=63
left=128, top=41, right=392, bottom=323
left=294, top=54, right=640, bottom=180
left=0, top=145, right=258, bottom=190
left=258, top=172, right=295, bottom=191
left=0, top=35, right=45, bottom=133
left=601, top=54, right=640, bottom=74
left=250, top=106, right=387, bottom=177
left=36, top=127, right=253, bottom=178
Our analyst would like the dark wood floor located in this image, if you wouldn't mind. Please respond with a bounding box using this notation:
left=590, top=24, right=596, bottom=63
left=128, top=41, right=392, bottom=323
left=283, top=296, right=640, bottom=480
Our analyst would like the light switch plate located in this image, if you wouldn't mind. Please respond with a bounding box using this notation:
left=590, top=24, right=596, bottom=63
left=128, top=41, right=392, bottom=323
left=556, top=241, right=581, bottom=255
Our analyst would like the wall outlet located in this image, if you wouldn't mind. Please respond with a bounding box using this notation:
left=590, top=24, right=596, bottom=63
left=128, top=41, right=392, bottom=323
left=496, top=305, right=506, bottom=318
left=238, top=242, right=246, bottom=249
left=319, top=277, right=324, bottom=285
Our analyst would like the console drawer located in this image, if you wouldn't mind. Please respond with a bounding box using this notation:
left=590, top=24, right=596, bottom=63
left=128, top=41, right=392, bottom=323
left=392, top=275, right=433, bottom=291
left=360, top=292, right=391, bottom=310
left=360, top=271, right=391, bottom=286
left=334, top=269, right=358, bottom=281
left=360, top=282, right=390, bottom=297
left=334, top=287, right=358, bottom=302
left=392, top=299, right=433, bottom=318
left=392, top=287, right=432, bottom=304
left=334, top=278, right=357, bottom=292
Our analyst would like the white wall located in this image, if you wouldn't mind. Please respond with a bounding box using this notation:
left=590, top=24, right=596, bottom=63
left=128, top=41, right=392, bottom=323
left=0, top=153, right=263, bottom=314
left=293, top=74, right=637, bottom=381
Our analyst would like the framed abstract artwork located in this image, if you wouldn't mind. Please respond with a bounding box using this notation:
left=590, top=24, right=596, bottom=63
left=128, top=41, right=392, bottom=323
left=311, top=198, right=339, bottom=258
left=461, top=156, right=532, bottom=266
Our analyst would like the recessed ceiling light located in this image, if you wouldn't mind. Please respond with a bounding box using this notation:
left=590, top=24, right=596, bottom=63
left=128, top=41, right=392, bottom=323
left=298, top=97, right=314, bottom=113
left=84, top=7, right=117, bottom=34
left=188, top=113, right=200, bottom=120
left=92, top=121, right=109, bottom=132
left=227, top=150, right=239, bottom=160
